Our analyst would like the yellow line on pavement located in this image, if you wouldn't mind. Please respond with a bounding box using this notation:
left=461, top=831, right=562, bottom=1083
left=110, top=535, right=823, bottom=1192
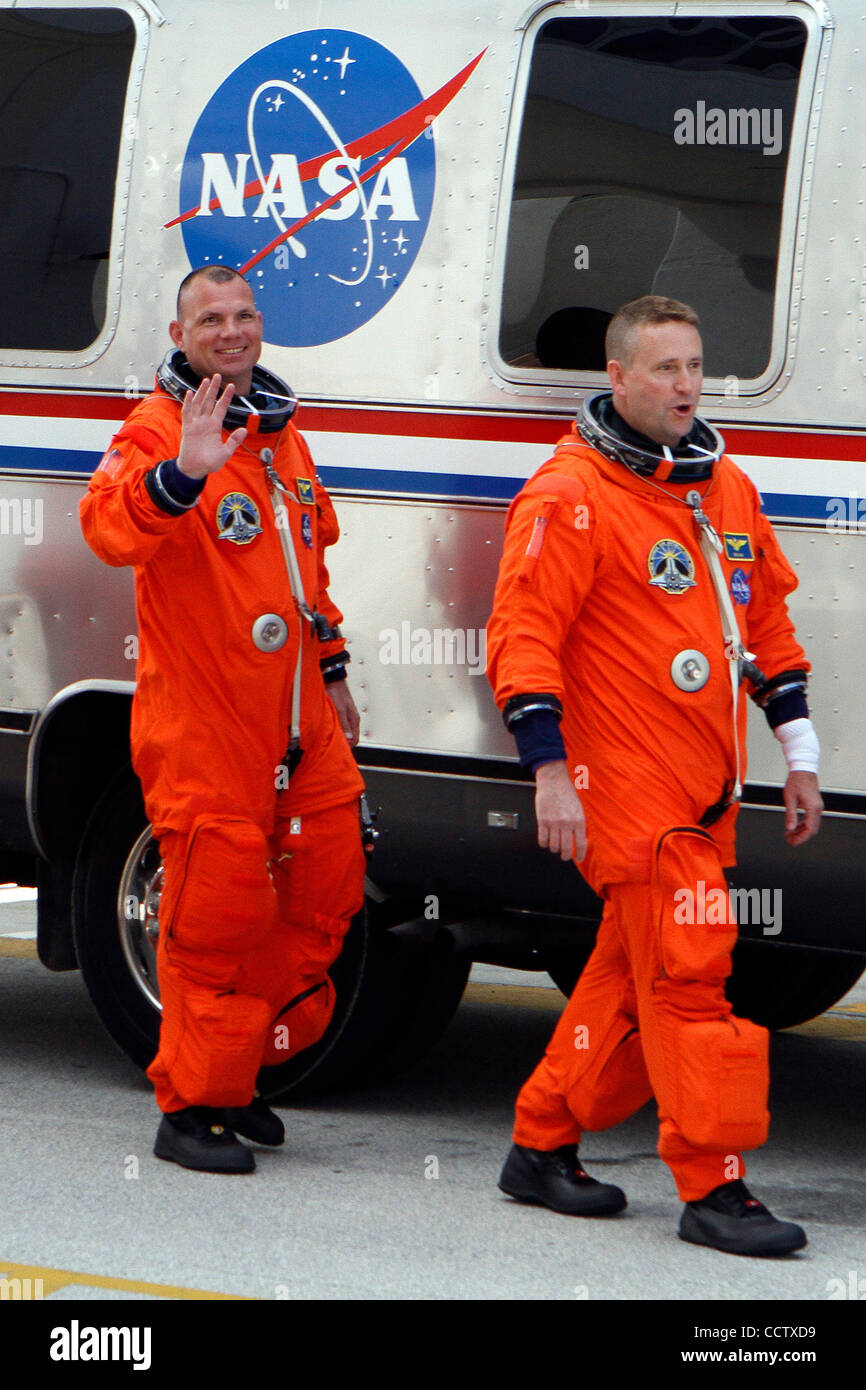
left=0, top=938, right=38, bottom=959
left=786, top=1014, right=866, bottom=1041
left=0, top=1259, right=249, bottom=1301
left=464, top=982, right=866, bottom=1039
left=464, top=982, right=562, bottom=1012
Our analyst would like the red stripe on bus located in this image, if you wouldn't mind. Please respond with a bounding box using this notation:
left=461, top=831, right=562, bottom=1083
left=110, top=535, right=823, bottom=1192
left=0, top=392, right=863, bottom=460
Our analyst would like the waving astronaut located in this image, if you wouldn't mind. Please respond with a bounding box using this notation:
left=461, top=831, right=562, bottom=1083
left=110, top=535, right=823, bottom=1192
left=81, top=266, right=367, bottom=1174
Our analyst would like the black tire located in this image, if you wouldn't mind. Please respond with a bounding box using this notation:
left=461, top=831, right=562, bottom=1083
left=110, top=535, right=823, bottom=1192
left=72, top=767, right=160, bottom=1072
left=544, top=943, right=596, bottom=998
left=726, top=941, right=866, bottom=1031
left=72, top=766, right=471, bottom=1096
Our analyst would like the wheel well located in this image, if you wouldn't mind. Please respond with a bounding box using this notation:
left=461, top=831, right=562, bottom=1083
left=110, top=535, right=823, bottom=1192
left=32, top=688, right=135, bottom=970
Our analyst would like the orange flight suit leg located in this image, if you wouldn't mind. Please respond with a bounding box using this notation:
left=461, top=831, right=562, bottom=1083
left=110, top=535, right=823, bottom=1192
left=147, top=815, right=278, bottom=1113
left=146, top=796, right=365, bottom=1113
left=258, top=797, right=366, bottom=1068
left=513, top=826, right=770, bottom=1202
left=513, top=901, right=653, bottom=1146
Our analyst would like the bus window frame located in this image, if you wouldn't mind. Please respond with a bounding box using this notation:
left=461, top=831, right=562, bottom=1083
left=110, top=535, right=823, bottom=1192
left=484, top=0, right=829, bottom=404
left=0, top=1, right=148, bottom=373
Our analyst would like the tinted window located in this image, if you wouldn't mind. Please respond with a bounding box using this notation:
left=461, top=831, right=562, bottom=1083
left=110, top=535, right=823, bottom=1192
left=0, top=8, right=135, bottom=351
left=500, top=15, right=807, bottom=380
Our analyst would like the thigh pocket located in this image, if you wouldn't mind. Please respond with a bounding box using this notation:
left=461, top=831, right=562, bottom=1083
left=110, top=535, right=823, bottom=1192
left=653, top=824, right=736, bottom=984
left=166, top=817, right=276, bottom=979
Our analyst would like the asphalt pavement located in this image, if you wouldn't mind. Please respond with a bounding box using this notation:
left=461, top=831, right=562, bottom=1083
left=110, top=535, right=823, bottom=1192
left=1, top=886, right=864, bottom=1309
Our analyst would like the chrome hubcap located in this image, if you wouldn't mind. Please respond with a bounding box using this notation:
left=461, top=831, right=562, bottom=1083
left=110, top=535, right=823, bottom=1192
left=117, top=826, right=163, bottom=1012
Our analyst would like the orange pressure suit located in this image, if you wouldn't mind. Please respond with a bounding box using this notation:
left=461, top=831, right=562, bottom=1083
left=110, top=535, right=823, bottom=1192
left=486, top=410, right=809, bottom=1201
left=80, top=377, right=365, bottom=1114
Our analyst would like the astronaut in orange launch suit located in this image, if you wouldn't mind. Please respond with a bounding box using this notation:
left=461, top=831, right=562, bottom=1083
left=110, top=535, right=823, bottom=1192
left=80, top=266, right=366, bottom=1174
left=487, top=296, right=823, bottom=1255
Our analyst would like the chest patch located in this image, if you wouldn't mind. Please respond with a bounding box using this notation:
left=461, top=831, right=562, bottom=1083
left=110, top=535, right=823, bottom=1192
left=647, top=538, right=696, bottom=595
left=296, top=477, right=315, bottom=505
left=216, top=492, right=262, bottom=545
left=301, top=513, right=313, bottom=549
left=723, top=532, right=754, bottom=562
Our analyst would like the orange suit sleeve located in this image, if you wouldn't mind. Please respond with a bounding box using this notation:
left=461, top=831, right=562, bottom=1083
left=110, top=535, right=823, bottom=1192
left=79, top=416, right=185, bottom=569
left=486, top=476, right=601, bottom=709
left=742, top=497, right=810, bottom=687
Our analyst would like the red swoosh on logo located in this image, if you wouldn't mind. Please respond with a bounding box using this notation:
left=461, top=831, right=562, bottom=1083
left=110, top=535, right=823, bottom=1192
left=165, top=47, right=486, bottom=238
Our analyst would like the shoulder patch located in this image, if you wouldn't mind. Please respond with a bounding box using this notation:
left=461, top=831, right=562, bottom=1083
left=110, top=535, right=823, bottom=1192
left=97, top=447, right=124, bottom=479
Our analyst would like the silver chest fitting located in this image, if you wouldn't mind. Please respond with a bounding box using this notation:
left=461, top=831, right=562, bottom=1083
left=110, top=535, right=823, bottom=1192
left=252, top=614, right=289, bottom=651
left=671, top=648, right=710, bottom=692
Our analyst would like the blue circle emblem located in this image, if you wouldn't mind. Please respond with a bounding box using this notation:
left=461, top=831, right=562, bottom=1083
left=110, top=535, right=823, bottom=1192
left=175, top=30, right=436, bottom=347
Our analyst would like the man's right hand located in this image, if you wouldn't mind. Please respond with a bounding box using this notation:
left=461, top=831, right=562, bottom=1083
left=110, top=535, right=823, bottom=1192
left=177, top=374, right=249, bottom=479
left=535, top=760, right=587, bottom=862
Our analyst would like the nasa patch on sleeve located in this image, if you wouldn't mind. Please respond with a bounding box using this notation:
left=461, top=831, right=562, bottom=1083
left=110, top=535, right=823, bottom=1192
left=172, top=31, right=482, bottom=348
left=730, top=567, right=751, bottom=605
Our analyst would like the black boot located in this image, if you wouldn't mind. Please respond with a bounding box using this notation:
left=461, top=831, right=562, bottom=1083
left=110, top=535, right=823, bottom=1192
left=498, top=1143, right=627, bottom=1216
left=224, top=1094, right=285, bottom=1147
left=679, top=1179, right=806, bottom=1256
left=154, top=1107, right=255, bottom=1174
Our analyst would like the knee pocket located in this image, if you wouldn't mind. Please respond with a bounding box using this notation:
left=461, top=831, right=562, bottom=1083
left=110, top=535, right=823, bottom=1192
left=166, top=816, right=277, bottom=973
left=653, top=824, right=735, bottom=984
left=673, top=1014, right=769, bottom=1152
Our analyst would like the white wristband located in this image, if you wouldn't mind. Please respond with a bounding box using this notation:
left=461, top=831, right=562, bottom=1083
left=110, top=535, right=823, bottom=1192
left=773, top=717, right=820, bottom=774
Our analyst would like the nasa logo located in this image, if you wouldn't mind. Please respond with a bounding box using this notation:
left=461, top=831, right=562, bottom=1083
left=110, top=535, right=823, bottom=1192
left=730, top=567, right=751, bottom=605
left=171, top=31, right=484, bottom=348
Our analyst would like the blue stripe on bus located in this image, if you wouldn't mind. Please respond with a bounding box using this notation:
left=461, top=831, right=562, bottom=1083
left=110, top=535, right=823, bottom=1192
left=0, top=446, right=845, bottom=523
left=316, top=467, right=843, bottom=523
left=0, top=445, right=102, bottom=474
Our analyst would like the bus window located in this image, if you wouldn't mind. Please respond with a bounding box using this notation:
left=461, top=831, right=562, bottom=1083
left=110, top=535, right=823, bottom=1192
left=0, top=8, right=135, bottom=352
left=499, top=14, right=807, bottom=383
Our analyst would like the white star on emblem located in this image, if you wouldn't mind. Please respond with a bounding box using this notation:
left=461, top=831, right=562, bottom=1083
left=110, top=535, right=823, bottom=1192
left=336, top=47, right=355, bottom=80
left=376, top=267, right=394, bottom=288
left=392, top=229, right=409, bottom=252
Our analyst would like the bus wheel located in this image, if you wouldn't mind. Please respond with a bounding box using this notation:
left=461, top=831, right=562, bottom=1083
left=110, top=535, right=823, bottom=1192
left=725, top=941, right=866, bottom=1031
left=72, top=767, right=471, bottom=1095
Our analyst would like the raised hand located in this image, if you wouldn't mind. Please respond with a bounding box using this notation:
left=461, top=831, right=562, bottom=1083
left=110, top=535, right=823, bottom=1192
left=177, top=375, right=249, bottom=480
